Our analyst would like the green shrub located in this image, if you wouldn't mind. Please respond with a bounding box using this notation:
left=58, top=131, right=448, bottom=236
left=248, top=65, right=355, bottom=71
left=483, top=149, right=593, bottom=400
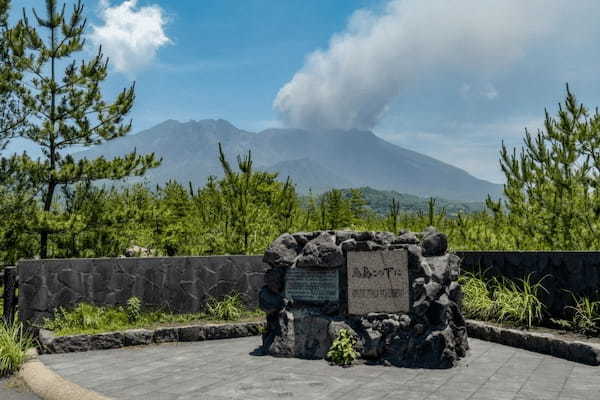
left=459, top=272, right=495, bottom=320
left=492, top=274, right=547, bottom=328
left=326, top=329, right=359, bottom=366
left=44, top=303, right=118, bottom=333
left=126, top=297, right=142, bottom=323
left=0, top=320, right=32, bottom=376
left=566, top=294, right=600, bottom=336
left=206, top=293, right=245, bottom=321
left=43, top=294, right=261, bottom=336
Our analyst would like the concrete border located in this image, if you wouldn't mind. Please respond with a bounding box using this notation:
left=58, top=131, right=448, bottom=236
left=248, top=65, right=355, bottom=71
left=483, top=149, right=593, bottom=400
left=466, top=319, right=600, bottom=366
left=18, top=348, right=112, bottom=400
left=38, top=320, right=265, bottom=354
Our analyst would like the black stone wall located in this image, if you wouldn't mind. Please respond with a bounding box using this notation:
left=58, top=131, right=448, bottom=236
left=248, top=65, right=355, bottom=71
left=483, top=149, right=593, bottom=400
left=18, top=256, right=268, bottom=325
left=456, top=251, right=600, bottom=318
left=18, top=251, right=600, bottom=325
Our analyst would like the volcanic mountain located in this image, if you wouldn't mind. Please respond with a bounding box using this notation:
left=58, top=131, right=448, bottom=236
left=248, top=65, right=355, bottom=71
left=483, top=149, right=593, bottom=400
left=75, top=119, right=503, bottom=202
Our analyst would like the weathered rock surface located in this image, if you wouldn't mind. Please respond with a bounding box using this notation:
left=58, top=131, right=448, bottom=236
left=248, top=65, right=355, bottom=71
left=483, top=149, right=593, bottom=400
left=263, top=234, right=299, bottom=268
left=296, top=232, right=344, bottom=268
left=422, top=231, right=448, bottom=257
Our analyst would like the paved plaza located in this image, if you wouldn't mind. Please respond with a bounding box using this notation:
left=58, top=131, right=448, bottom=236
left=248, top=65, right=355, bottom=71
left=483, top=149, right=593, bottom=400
left=0, top=378, right=40, bottom=400
left=37, top=336, right=600, bottom=400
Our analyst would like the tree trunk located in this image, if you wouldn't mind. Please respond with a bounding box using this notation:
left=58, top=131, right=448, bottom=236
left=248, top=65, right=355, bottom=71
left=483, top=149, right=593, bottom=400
left=39, top=181, right=56, bottom=259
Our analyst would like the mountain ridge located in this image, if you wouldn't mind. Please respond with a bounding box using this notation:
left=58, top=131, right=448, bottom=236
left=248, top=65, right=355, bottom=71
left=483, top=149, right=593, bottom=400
left=75, top=119, right=503, bottom=202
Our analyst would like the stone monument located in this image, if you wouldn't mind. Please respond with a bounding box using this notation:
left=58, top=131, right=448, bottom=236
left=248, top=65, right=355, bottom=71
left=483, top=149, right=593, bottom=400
left=258, top=228, right=469, bottom=368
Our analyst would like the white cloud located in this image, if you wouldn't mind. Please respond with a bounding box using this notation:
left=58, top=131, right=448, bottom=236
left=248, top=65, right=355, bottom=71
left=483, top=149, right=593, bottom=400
left=90, top=0, right=171, bottom=74
left=274, top=0, right=590, bottom=131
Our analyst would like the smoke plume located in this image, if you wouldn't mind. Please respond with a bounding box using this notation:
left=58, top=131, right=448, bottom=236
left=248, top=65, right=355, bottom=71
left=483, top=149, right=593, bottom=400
left=273, top=0, right=564, bottom=130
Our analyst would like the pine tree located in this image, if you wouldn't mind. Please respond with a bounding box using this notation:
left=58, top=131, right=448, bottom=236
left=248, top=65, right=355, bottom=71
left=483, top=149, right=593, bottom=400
left=348, top=188, right=368, bottom=223
left=3, top=1, right=160, bottom=258
left=487, top=85, right=600, bottom=249
left=0, top=0, right=27, bottom=147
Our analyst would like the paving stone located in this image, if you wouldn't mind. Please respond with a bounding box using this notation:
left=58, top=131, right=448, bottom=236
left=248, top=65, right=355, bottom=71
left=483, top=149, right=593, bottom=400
left=0, top=378, right=40, bottom=400
left=37, top=337, right=600, bottom=400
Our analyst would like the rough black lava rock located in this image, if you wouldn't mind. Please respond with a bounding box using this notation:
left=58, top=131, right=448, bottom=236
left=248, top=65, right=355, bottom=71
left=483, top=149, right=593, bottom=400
left=296, top=232, right=344, bottom=268
left=259, top=229, right=469, bottom=368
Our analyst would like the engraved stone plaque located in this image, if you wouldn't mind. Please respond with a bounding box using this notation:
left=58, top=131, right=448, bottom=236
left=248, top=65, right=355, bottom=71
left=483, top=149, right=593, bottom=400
left=347, top=249, right=410, bottom=314
left=285, top=268, right=339, bottom=302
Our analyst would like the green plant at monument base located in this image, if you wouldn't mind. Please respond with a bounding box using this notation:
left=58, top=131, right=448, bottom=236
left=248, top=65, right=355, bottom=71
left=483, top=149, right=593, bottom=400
left=0, top=318, right=32, bottom=376
left=126, top=296, right=142, bottom=323
left=326, top=329, right=359, bottom=367
left=206, top=293, right=245, bottom=321
left=43, top=296, right=263, bottom=336
left=565, top=294, right=600, bottom=336
left=459, top=271, right=495, bottom=320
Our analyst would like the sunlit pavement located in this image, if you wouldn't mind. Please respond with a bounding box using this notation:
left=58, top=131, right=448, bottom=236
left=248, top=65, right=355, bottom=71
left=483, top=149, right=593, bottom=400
left=38, top=336, right=600, bottom=400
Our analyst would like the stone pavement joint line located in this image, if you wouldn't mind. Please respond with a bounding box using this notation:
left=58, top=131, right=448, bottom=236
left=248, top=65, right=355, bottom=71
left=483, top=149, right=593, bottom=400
left=39, top=337, right=600, bottom=400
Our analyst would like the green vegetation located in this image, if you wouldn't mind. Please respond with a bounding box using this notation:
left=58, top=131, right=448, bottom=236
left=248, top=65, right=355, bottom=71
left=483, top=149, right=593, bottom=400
left=0, top=319, right=32, bottom=376
left=492, top=275, right=547, bottom=329
left=326, top=329, right=359, bottom=366
left=125, top=296, right=142, bottom=323
left=0, top=2, right=598, bottom=269
left=0, top=0, right=159, bottom=258
left=206, top=293, right=245, bottom=321
left=43, top=296, right=262, bottom=336
left=564, top=294, right=600, bottom=336
left=486, top=84, right=600, bottom=250
left=334, top=187, right=483, bottom=216
left=460, top=273, right=547, bottom=329
left=459, top=272, right=495, bottom=321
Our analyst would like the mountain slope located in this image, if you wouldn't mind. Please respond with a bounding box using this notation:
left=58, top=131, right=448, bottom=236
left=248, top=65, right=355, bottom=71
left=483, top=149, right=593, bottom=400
left=337, top=187, right=484, bottom=216
left=75, top=119, right=503, bottom=201
left=263, top=158, right=353, bottom=194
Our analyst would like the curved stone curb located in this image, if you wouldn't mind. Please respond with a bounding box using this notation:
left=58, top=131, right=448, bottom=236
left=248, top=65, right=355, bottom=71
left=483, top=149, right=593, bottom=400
left=466, top=319, right=600, bottom=366
left=38, top=320, right=265, bottom=354
left=18, top=348, right=113, bottom=400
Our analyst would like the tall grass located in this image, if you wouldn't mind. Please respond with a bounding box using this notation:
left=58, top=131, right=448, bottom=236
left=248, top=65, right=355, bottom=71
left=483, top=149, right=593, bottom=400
left=459, top=271, right=495, bottom=320
left=206, top=293, right=245, bottom=321
left=460, top=273, right=547, bottom=329
left=0, top=320, right=32, bottom=376
left=493, top=274, right=547, bottom=328
left=566, top=294, right=600, bottom=336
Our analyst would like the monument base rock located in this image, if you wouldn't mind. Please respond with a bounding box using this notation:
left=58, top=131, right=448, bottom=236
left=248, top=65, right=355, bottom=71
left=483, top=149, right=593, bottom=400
left=259, top=229, right=469, bottom=369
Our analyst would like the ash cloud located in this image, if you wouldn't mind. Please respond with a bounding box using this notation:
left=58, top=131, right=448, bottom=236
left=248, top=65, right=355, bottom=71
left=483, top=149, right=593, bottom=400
left=273, top=0, right=566, bottom=131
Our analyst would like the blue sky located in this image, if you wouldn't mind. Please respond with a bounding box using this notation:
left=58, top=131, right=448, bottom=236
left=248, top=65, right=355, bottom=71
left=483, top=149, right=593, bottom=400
left=7, top=0, right=600, bottom=183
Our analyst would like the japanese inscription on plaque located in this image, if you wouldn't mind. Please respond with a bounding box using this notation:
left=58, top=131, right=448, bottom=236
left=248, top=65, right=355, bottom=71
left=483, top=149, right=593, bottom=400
left=347, top=249, right=410, bottom=314
left=285, top=268, right=339, bottom=302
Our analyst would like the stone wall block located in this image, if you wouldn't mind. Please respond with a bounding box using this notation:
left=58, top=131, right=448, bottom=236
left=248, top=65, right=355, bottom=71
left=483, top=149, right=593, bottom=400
left=89, top=332, right=123, bottom=350
left=124, top=329, right=153, bottom=346
left=153, top=327, right=178, bottom=343
left=178, top=326, right=205, bottom=342
left=52, top=334, right=91, bottom=354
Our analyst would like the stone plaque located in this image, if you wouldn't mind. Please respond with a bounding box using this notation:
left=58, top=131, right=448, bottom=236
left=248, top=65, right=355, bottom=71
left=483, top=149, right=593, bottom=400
left=347, top=249, right=410, bottom=314
left=285, top=268, right=339, bottom=302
